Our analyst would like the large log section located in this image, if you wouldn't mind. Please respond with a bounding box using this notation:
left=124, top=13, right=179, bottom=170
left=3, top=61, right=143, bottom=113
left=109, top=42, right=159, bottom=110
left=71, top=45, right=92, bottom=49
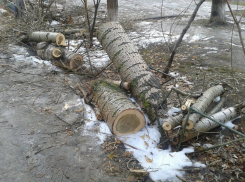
left=36, top=42, right=84, bottom=70
left=97, top=22, right=166, bottom=121
left=92, top=81, right=146, bottom=135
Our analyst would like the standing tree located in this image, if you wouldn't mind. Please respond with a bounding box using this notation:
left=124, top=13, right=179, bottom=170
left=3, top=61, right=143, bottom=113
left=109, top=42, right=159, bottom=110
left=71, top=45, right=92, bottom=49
left=107, top=0, right=118, bottom=22
left=15, top=0, right=26, bottom=17
left=209, top=0, right=226, bottom=25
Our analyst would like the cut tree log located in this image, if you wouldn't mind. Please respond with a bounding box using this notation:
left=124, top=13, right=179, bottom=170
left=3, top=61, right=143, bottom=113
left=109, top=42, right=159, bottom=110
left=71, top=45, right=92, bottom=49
left=36, top=42, right=83, bottom=70
left=181, top=99, right=195, bottom=112
left=169, top=106, right=239, bottom=145
left=182, top=85, right=224, bottom=130
left=97, top=22, right=166, bottom=121
left=162, top=113, right=184, bottom=131
left=92, top=81, right=145, bottom=135
left=29, top=32, right=67, bottom=46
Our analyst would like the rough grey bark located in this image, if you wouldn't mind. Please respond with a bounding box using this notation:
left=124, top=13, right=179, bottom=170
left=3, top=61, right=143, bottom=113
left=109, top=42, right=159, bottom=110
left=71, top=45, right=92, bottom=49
left=209, top=0, right=226, bottom=24
left=97, top=22, right=166, bottom=121
left=15, top=0, right=26, bottom=17
left=92, top=81, right=145, bottom=135
left=107, top=0, right=118, bottom=21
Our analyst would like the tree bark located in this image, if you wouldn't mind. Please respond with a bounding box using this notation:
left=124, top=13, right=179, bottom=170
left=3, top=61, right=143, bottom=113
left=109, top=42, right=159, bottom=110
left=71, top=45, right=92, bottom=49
left=169, top=107, right=239, bottom=144
left=36, top=42, right=84, bottom=70
left=97, top=22, right=166, bottom=121
left=92, top=81, right=146, bottom=135
left=182, top=85, right=224, bottom=130
left=29, top=32, right=67, bottom=46
left=107, top=0, right=118, bottom=22
left=15, top=0, right=26, bottom=17
left=209, top=0, right=226, bottom=24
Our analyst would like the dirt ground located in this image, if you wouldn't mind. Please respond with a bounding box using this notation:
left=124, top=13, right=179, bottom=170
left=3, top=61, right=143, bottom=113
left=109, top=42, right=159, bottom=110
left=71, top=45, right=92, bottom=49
left=1, top=0, right=245, bottom=182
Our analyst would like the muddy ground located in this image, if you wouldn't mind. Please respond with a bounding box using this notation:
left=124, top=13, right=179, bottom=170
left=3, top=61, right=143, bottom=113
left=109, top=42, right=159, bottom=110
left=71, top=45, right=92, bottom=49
left=1, top=0, right=245, bottom=182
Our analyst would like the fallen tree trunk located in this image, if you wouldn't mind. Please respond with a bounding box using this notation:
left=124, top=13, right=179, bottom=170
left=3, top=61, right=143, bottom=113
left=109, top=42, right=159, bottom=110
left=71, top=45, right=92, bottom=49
left=92, top=81, right=145, bottom=135
left=169, top=107, right=239, bottom=145
left=97, top=22, right=166, bottom=121
left=182, top=85, right=224, bottom=130
left=36, top=42, right=83, bottom=70
left=29, top=32, right=67, bottom=46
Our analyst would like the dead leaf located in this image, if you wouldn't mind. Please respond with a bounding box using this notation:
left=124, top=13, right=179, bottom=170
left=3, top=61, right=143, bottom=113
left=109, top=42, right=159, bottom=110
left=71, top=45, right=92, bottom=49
left=144, top=141, right=149, bottom=148
left=75, top=107, right=84, bottom=112
left=107, top=154, right=118, bottom=159
left=144, top=155, right=153, bottom=163
left=169, top=154, right=173, bottom=157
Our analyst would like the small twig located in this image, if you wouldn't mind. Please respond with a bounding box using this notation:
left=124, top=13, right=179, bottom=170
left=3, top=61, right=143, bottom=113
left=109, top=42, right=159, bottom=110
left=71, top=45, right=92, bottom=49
left=0, top=65, right=9, bottom=75
left=122, top=142, right=139, bottom=150
left=54, top=114, right=71, bottom=126
left=34, top=145, right=54, bottom=155
left=207, top=159, right=222, bottom=166
left=226, top=0, right=245, bottom=57
left=163, top=0, right=206, bottom=77
left=176, top=175, right=187, bottom=182
left=95, top=62, right=113, bottom=77
left=190, top=138, right=245, bottom=154
left=177, top=109, right=191, bottom=151
left=178, top=167, right=204, bottom=171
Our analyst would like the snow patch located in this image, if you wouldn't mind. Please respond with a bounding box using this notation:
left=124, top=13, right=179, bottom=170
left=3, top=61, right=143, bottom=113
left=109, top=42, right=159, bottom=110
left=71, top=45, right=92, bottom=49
left=119, top=117, right=205, bottom=182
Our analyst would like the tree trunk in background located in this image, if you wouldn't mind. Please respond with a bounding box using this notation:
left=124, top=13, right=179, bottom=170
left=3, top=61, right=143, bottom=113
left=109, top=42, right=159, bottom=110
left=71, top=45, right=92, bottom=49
left=15, top=0, right=26, bottom=17
left=97, top=22, right=166, bottom=122
left=107, top=0, right=118, bottom=21
left=209, top=0, right=226, bottom=24
left=92, top=81, right=145, bottom=135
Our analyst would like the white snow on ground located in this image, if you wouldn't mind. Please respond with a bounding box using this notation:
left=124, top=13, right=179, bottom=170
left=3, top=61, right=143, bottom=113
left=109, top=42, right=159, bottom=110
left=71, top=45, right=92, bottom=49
left=63, top=94, right=206, bottom=181
left=80, top=97, right=205, bottom=181
left=81, top=99, right=112, bottom=144
left=118, top=116, right=205, bottom=182
left=167, top=107, right=182, bottom=117
left=68, top=39, right=110, bottom=68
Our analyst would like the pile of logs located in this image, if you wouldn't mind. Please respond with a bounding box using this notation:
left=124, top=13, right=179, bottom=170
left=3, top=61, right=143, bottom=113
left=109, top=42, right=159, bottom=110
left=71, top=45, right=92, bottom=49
left=28, top=31, right=84, bottom=71
left=19, top=22, right=243, bottom=139
left=163, top=85, right=243, bottom=144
